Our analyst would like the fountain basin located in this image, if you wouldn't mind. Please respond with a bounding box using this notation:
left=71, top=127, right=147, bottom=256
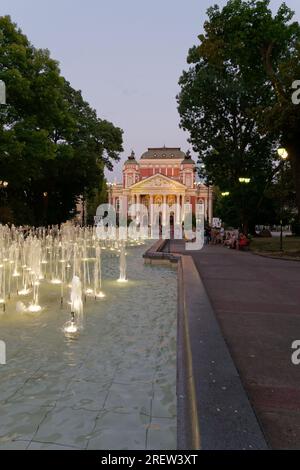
left=0, top=243, right=177, bottom=450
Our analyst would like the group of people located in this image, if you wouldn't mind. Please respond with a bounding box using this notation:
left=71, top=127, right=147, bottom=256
left=204, top=226, right=250, bottom=251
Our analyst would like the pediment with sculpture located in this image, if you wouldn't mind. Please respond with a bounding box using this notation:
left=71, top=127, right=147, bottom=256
left=129, top=174, right=186, bottom=191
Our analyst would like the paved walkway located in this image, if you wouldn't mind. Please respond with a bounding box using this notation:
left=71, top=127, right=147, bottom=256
left=167, top=241, right=300, bottom=449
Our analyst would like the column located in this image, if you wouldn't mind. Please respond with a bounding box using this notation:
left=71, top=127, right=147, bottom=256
left=136, top=194, right=141, bottom=224
left=162, top=195, right=167, bottom=225
left=180, top=194, right=185, bottom=222
left=127, top=193, right=132, bottom=218
left=176, top=194, right=180, bottom=224
left=204, top=198, right=208, bottom=222
left=209, top=194, right=213, bottom=224
left=150, top=194, right=154, bottom=226
left=131, top=194, right=136, bottom=217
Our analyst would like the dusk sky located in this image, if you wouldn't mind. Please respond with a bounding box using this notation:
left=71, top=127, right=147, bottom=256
left=1, top=0, right=299, bottom=180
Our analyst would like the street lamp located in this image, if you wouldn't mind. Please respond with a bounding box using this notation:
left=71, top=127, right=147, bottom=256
left=238, top=177, right=251, bottom=233
left=277, top=148, right=289, bottom=251
left=43, top=192, right=48, bottom=225
left=221, top=191, right=230, bottom=197
left=238, top=177, right=251, bottom=184
left=277, top=148, right=288, bottom=160
left=0, top=181, right=9, bottom=219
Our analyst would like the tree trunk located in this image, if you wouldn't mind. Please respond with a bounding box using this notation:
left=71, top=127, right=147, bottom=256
left=240, top=209, right=248, bottom=234
left=248, top=221, right=256, bottom=236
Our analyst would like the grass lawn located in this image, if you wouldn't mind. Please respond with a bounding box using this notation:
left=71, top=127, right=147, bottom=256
left=250, top=237, right=300, bottom=258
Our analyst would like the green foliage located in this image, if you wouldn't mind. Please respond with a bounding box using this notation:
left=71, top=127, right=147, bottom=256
left=291, top=219, right=300, bottom=236
left=86, top=170, right=108, bottom=225
left=0, top=15, right=123, bottom=225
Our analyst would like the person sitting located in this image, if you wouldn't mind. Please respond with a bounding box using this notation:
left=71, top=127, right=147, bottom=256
left=220, top=226, right=225, bottom=243
left=224, top=232, right=237, bottom=249
left=238, top=233, right=250, bottom=251
left=204, top=227, right=211, bottom=245
left=223, top=232, right=231, bottom=247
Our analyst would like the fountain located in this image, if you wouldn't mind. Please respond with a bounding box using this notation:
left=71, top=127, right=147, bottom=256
left=94, top=245, right=105, bottom=298
left=0, top=261, right=5, bottom=312
left=82, top=239, right=92, bottom=298
left=0, top=223, right=143, bottom=326
left=59, top=242, right=67, bottom=305
left=73, top=242, right=80, bottom=278
left=63, top=275, right=83, bottom=336
left=70, top=275, right=83, bottom=328
left=64, top=312, right=78, bottom=335
left=117, top=241, right=127, bottom=283
left=27, top=238, right=42, bottom=313
left=19, top=238, right=31, bottom=296
left=12, top=244, right=21, bottom=293
left=50, top=240, right=62, bottom=284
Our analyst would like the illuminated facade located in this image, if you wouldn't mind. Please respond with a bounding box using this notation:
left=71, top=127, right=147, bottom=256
left=109, top=147, right=213, bottom=223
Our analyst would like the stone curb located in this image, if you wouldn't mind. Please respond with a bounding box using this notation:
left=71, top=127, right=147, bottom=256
left=143, top=242, right=200, bottom=449
left=143, top=239, right=179, bottom=264
left=177, top=256, right=201, bottom=450
left=251, top=251, right=300, bottom=262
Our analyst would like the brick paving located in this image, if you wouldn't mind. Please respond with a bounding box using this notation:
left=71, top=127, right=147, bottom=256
left=168, top=241, right=300, bottom=449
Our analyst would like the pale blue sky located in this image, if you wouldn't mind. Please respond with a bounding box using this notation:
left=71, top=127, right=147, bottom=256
left=1, top=0, right=299, bottom=180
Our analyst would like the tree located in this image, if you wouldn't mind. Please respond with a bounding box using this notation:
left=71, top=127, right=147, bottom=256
left=178, top=0, right=300, bottom=231
left=86, top=171, right=108, bottom=225
left=178, top=46, right=276, bottom=232
left=0, top=15, right=123, bottom=225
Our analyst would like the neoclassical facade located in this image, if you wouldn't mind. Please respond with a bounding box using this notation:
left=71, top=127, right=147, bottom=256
left=108, top=147, right=213, bottom=223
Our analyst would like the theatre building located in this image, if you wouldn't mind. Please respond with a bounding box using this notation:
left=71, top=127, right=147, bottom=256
left=108, top=147, right=213, bottom=224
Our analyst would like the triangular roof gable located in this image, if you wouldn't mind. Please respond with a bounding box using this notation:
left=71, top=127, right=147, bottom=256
left=130, top=173, right=187, bottom=191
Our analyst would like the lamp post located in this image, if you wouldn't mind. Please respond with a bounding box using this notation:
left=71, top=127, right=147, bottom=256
left=207, top=184, right=210, bottom=223
left=0, top=180, right=9, bottom=205
left=277, top=148, right=289, bottom=252
left=205, top=181, right=212, bottom=224
left=43, top=192, right=48, bottom=226
left=0, top=181, right=9, bottom=226
left=238, top=177, right=251, bottom=233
